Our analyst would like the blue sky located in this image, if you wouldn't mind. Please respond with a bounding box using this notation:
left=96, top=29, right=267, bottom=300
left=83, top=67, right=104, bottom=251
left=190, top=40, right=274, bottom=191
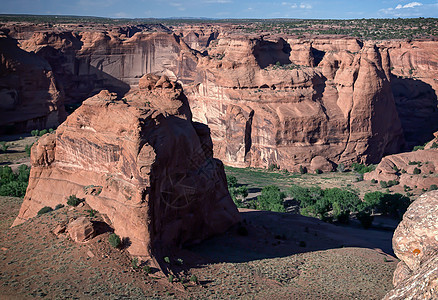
left=1, top=0, right=438, bottom=19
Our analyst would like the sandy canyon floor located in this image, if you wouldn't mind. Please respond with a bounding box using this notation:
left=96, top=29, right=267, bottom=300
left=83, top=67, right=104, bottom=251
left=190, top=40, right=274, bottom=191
left=0, top=134, right=403, bottom=299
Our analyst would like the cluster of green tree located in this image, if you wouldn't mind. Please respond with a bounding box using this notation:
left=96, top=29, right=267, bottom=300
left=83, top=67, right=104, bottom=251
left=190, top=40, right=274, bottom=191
left=0, top=165, right=30, bottom=197
left=226, top=175, right=411, bottom=228
left=289, top=186, right=410, bottom=227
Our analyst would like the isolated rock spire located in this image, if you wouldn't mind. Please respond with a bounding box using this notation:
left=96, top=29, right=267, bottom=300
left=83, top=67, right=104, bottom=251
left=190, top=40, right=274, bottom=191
left=13, top=74, right=241, bottom=260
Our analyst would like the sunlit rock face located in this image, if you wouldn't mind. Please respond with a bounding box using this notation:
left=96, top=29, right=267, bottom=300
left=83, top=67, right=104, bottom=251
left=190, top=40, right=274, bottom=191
left=383, top=191, right=438, bottom=299
left=13, top=75, right=241, bottom=261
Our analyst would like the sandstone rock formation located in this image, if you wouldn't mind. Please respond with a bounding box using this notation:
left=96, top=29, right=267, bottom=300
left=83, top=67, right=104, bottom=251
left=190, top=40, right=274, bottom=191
left=364, top=140, right=438, bottom=190
left=0, top=31, right=65, bottom=133
left=187, top=37, right=404, bottom=169
left=2, top=22, right=438, bottom=169
left=13, top=75, right=241, bottom=262
left=384, top=191, right=438, bottom=299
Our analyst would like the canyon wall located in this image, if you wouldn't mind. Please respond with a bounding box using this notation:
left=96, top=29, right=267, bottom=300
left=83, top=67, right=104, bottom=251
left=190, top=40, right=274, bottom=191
left=0, top=31, right=65, bottom=133
left=2, top=23, right=438, bottom=168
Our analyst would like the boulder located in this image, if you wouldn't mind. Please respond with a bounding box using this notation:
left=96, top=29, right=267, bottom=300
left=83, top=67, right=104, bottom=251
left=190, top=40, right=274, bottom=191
left=384, top=191, right=438, bottom=299
left=310, top=156, right=334, bottom=173
left=67, top=217, right=95, bottom=243
left=12, top=75, right=241, bottom=263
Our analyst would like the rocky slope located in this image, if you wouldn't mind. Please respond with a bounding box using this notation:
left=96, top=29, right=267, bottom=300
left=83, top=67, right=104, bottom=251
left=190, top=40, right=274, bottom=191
left=2, top=22, right=438, bottom=169
left=364, top=134, right=438, bottom=190
left=12, top=75, right=240, bottom=263
left=384, top=190, right=438, bottom=299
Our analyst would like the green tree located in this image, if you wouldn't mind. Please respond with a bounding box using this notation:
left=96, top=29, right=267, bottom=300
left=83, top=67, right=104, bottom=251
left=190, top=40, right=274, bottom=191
left=256, top=185, right=286, bottom=212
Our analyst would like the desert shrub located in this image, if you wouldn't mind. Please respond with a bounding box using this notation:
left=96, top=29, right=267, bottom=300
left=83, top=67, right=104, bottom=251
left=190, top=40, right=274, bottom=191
left=371, top=179, right=378, bottom=184
left=143, top=265, right=151, bottom=274
left=337, top=163, right=346, bottom=172
left=54, top=204, right=64, bottom=210
left=392, top=165, right=399, bottom=172
left=108, top=233, right=121, bottom=248
left=67, top=195, right=83, bottom=206
left=0, top=165, right=30, bottom=197
left=380, top=181, right=388, bottom=188
left=48, top=128, right=54, bottom=133
left=429, top=184, right=438, bottom=191
left=163, top=256, right=171, bottom=264
left=315, top=169, right=322, bottom=174
left=255, top=185, right=286, bottom=212
left=227, top=176, right=248, bottom=208
left=413, top=167, right=421, bottom=174
left=37, top=206, right=53, bottom=215
left=190, top=275, right=198, bottom=283
left=131, top=258, right=139, bottom=269
left=408, top=161, right=420, bottom=165
left=226, top=175, right=238, bottom=188
left=431, top=142, right=438, bottom=149
left=413, top=145, right=424, bottom=151
left=31, top=129, right=39, bottom=136
left=25, top=143, right=33, bottom=156
left=299, top=165, right=307, bottom=174
left=351, top=163, right=375, bottom=174
left=38, top=129, right=48, bottom=136
left=268, top=163, right=280, bottom=171
left=0, top=141, right=9, bottom=153
left=355, top=173, right=364, bottom=182
left=387, top=180, right=399, bottom=187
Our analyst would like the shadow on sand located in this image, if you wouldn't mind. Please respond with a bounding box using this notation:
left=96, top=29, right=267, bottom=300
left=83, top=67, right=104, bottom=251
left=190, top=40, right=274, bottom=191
left=187, top=209, right=396, bottom=264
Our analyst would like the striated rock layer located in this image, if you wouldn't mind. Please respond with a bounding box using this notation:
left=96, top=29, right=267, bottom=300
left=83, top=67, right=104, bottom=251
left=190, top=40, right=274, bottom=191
left=3, top=22, right=438, bottom=168
left=13, top=75, right=241, bottom=261
left=384, top=191, right=438, bottom=299
left=187, top=37, right=404, bottom=169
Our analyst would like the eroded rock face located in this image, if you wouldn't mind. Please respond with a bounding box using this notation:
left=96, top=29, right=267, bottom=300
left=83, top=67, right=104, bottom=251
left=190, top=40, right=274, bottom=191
left=13, top=75, right=241, bottom=260
left=187, top=37, right=404, bottom=169
left=0, top=32, right=65, bottom=133
left=3, top=22, right=438, bottom=169
left=384, top=191, right=438, bottom=299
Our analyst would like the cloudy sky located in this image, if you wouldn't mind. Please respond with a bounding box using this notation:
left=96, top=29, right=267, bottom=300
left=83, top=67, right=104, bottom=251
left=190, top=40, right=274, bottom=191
left=1, top=0, right=438, bottom=19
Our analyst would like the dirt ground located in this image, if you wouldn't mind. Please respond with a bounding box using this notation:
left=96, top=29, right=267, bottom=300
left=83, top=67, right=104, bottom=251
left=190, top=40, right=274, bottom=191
left=0, top=134, right=398, bottom=299
left=0, top=196, right=398, bottom=299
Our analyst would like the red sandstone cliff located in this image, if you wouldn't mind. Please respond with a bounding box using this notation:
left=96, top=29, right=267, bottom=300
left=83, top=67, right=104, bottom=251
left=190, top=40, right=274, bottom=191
left=2, top=23, right=438, bottom=168
left=0, top=31, right=65, bottom=133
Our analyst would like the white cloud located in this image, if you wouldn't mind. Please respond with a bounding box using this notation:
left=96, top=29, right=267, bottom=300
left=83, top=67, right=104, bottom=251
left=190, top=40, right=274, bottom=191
left=170, top=2, right=186, bottom=11
left=300, top=3, right=312, bottom=9
left=395, top=2, right=423, bottom=9
left=282, top=2, right=310, bottom=9
left=204, top=0, right=232, bottom=3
